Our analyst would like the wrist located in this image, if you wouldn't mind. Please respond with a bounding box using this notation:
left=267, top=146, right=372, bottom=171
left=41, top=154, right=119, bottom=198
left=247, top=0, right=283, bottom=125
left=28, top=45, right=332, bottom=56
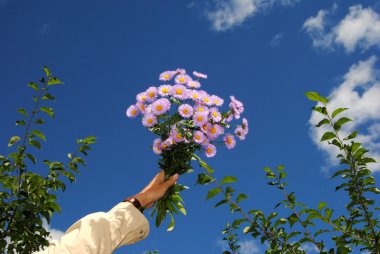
left=124, top=196, right=145, bottom=213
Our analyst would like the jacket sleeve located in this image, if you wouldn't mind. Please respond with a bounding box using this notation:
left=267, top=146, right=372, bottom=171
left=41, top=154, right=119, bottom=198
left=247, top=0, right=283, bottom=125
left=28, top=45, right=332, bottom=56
left=34, top=202, right=150, bottom=254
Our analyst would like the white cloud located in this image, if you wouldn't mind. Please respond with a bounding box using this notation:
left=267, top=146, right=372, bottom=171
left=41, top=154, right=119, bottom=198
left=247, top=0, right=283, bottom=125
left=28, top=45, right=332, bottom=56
left=206, top=0, right=300, bottom=31
left=301, top=243, right=319, bottom=253
left=270, top=33, right=283, bottom=47
left=43, top=220, right=65, bottom=243
left=303, top=4, right=380, bottom=52
left=240, top=240, right=260, bottom=254
left=309, top=56, right=380, bottom=172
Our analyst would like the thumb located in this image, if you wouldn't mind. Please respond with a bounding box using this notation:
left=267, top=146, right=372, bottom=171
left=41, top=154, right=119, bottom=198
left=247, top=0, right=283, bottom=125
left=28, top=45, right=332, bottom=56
left=163, top=173, right=179, bottom=189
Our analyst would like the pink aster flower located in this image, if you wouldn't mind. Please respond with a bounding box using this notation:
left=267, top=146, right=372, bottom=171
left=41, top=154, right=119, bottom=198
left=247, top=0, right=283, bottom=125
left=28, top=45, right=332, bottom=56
left=187, top=79, right=201, bottom=89
left=142, top=113, right=157, bottom=127
left=200, top=122, right=211, bottom=133
left=207, top=124, right=223, bottom=140
left=175, top=74, right=191, bottom=85
left=194, top=104, right=209, bottom=115
left=235, top=126, right=246, bottom=140
left=223, top=134, right=236, bottom=149
left=175, top=68, right=186, bottom=75
left=158, top=85, right=172, bottom=97
left=193, top=71, right=208, bottom=79
left=146, top=86, right=158, bottom=102
left=159, top=71, right=176, bottom=81
left=242, top=118, right=249, bottom=135
left=211, top=95, right=224, bottom=107
left=161, top=137, right=175, bottom=150
left=136, top=102, right=147, bottom=114
left=209, top=107, right=222, bottom=122
left=178, top=104, right=193, bottom=118
left=171, top=127, right=185, bottom=143
left=151, top=98, right=170, bottom=115
left=193, top=130, right=206, bottom=144
left=205, top=144, right=216, bottom=158
left=202, top=94, right=213, bottom=106
left=229, top=96, right=244, bottom=119
left=153, top=138, right=163, bottom=155
left=171, top=84, right=188, bottom=100
left=136, top=92, right=148, bottom=103
left=193, top=112, right=208, bottom=127
left=126, top=105, right=140, bottom=118
left=189, top=90, right=203, bottom=102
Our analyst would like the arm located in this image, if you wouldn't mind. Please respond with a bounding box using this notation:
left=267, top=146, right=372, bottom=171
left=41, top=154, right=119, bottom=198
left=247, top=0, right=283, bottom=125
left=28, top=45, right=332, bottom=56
left=35, top=171, right=178, bottom=254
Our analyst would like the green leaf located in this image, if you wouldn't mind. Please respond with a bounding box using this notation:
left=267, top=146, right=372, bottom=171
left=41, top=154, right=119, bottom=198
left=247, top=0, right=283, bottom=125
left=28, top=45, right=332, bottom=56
left=31, top=130, right=46, bottom=141
left=236, top=194, right=248, bottom=203
left=17, top=108, right=28, bottom=116
left=332, top=108, right=349, bottom=118
left=321, top=132, right=336, bottom=141
left=305, top=91, right=328, bottom=104
left=288, top=213, right=298, bottom=227
left=192, top=154, right=214, bottom=174
left=28, top=82, right=39, bottom=91
left=167, top=212, right=175, bottom=232
left=318, top=201, right=328, bottom=211
left=312, top=106, right=328, bottom=116
left=331, top=169, right=350, bottom=179
left=48, top=202, right=61, bottom=213
left=206, top=187, right=221, bottom=200
left=8, top=136, right=21, bottom=147
left=316, top=119, right=330, bottom=127
left=325, top=208, right=333, bottom=219
left=214, top=199, right=228, bottom=208
left=35, top=118, right=44, bottom=124
left=43, top=66, right=51, bottom=77
left=196, top=173, right=215, bottom=185
left=16, top=120, right=26, bottom=126
left=42, top=93, right=55, bottom=101
left=29, top=139, right=42, bottom=150
left=47, top=77, right=64, bottom=85
left=279, top=172, right=286, bottom=179
left=344, top=131, right=358, bottom=140
left=26, top=153, right=37, bottom=164
left=40, top=107, right=54, bottom=118
left=221, top=176, right=238, bottom=185
left=174, top=202, right=186, bottom=215
left=333, top=117, right=352, bottom=131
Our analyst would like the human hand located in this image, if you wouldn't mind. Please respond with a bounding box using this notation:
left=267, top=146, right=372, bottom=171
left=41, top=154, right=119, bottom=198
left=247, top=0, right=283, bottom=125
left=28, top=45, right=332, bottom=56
left=133, top=171, right=178, bottom=209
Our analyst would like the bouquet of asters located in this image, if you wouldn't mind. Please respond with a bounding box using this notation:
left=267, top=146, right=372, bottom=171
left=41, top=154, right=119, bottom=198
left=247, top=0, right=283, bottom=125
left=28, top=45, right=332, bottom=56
left=126, top=69, right=248, bottom=230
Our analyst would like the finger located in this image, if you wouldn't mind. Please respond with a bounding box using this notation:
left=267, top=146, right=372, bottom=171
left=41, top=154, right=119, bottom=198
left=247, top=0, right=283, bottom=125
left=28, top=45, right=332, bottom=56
left=163, top=173, right=178, bottom=189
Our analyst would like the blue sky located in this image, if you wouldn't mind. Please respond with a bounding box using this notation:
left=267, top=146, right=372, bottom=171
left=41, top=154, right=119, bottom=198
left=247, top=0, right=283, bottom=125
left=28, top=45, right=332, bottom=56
left=1, top=0, right=380, bottom=253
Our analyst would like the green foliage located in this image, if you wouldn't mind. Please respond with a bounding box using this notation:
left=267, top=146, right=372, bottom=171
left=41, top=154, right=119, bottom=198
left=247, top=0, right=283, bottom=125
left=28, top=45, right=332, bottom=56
left=0, top=68, right=96, bottom=254
left=194, top=91, right=379, bottom=254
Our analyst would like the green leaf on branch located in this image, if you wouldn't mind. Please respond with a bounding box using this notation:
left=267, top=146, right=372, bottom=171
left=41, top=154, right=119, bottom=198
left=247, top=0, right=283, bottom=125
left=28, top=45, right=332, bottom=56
left=26, top=153, right=37, bottom=164
left=305, top=91, right=328, bottom=104
left=344, top=131, right=358, bottom=140
left=321, top=132, right=336, bottom=141
left=288, top=213, right=298, bottom=227
left=167, top=213, right=175, bottom=232
left=42, top=93, right=55, bottom=101
left=35, top=118, right=44, bottom=125
left=221, top=176, right=238, bottom=185
left=318, top=201, right=328, bottom=211
left=31, top=130, right=46, bottom=141
left=17, top=108, right=28, bottom=116
left=236, top=194, right=248, bottom=203
left=215, top=199, right=228, bottom=208
left=312, top=106, right=328, bottom=116
left=40, top=107, right=54, bottom=118
left=29, top=139, right=42, bottom=150
left=325, top=208, right=333, bottom=219
left=316, top=119, right=330, bottom=127
left=196, top=173, right=215, bottom=185
left=279, top=171, right=286, bottom=179
left=332, top=108, right=349, bottom=118
left=333, top=117, right=352, bottom=131
left=28, top=82, right=39, bottom=91
left=206, top=187, right=221, bottom=200
left=192, top=154, right=214, bottom=174
left=8, top=136, right=21, bottom=147
left=16, top=120, right=26, bottom=126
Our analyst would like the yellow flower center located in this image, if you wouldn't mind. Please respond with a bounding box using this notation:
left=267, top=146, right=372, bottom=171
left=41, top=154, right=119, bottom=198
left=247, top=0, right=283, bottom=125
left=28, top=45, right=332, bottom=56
left=206, top=148, right=213, bottom=154
left=202, top=124, right=208, bottom=131
left=195, top=135, right=200, bottom=140
left=193, top=94, right=199, bottom=98
left=149, top=92, right=155, bottom=98
left=141, top=95, right=147, bottom=101
left=147, top=118, right=153, bottom=124
left=176, top=133, right=182, bottom=139
left=179, top=77, right=186, bottom=83
left=197, top=107, right=204, bottom=112
left=214, top=100, right=219, bottom=104
left=212, top=112, right=218, bottom=117
left=156, top=105, right=163, bottom=111
left=227, top=137, right=233, bottom=144
left=162, top=87, right=169, bottom=93
left=164, top=74, right=170, bottom=79
left=183, top=108, right=189, bottom=114
left=197, top=115, right=203, bottom=121
left=131, top=109, right=137, bottom=115
left=204, top=98, right=210, bottom=103
left=176, top=89, right=183, bottom=95
left=140, top=104, right=145, bottom=111
left=162, top=144, right=168, bottom=149
left=210, top=127, right=217, bottom=134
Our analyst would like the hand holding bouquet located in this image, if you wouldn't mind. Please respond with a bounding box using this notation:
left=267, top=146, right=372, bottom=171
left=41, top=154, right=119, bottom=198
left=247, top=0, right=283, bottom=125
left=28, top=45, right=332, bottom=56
left=126, top=69, right=248, bottom=230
